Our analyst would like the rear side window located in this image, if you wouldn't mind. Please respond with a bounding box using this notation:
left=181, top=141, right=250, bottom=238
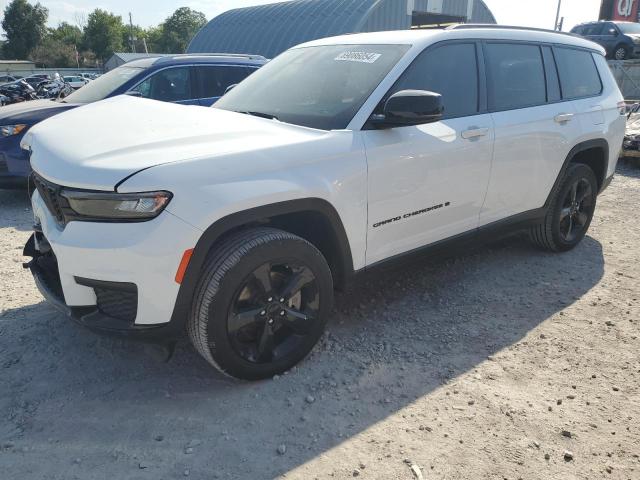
left=390, top=42, right=479, bottom=119
left=197, top=66, right=255, bottom=99
left=485, top=43, right=546, bottom=111
left=582, top=23, right=604, bottom=35
left=554, top=47, right=602, bottom=99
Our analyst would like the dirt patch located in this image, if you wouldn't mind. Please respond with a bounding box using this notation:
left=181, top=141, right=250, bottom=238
left=0, top=165, right=638, bottom=480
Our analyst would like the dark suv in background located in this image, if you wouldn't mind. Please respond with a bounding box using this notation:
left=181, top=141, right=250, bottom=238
left=0, top=54, right=266, bottom=188
left=571, top=21, right=640, bottom=60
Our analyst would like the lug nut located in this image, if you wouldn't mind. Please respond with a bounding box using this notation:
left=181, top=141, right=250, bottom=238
left=268, top=319, right=274, bottom=325
left=279, top=298, right=285, bottom=303
left=280, top=311, right=286, bottom=316
left=268, top=297, right=273, bottom=302
left=260, top=310, right=266, bottom=316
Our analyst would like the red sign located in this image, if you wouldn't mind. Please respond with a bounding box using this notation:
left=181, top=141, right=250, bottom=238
left=612, top=0, right=639, bottom=21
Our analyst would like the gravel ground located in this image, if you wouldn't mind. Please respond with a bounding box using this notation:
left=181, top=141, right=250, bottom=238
left=0, top=164, right=638, bottom=480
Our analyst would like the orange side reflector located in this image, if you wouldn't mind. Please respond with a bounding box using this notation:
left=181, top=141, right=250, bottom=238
left=175, top=249, right=194, bottom=284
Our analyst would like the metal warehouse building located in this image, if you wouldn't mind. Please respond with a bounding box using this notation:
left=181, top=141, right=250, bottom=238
left=187, top=0, right=497, bottom=58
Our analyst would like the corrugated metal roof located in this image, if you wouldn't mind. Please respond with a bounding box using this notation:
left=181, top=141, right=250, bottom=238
left=187, top=0, right=496, bottom=58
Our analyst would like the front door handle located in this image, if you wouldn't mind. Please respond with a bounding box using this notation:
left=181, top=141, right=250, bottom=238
left=554, top=113, right=574, bottom=124
left=461, top=127, right=489, bottom=140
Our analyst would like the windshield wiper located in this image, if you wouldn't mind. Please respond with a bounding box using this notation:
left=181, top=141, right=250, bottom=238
left=237, top=110, right=279, bottom=121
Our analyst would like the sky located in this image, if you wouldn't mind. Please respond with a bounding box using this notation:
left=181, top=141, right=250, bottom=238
left=0, top=0, right=603, bottom=31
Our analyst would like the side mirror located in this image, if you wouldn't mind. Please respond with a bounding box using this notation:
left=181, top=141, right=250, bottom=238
left=224, top=83, right=238, bottom=95
left=371, top=90, right=444, bottom=128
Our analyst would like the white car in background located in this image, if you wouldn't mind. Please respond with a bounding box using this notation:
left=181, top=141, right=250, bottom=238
left=63, top=76, right=89, bottom=90
left=23, top=26, right=625, bottom=380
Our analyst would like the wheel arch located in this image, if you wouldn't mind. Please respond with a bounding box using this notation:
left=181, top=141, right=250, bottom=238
left=169, top=198, right=354, bottom=327
left=546, top=139, right=609, bottom=208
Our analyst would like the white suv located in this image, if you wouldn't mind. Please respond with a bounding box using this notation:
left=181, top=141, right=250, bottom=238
left=22, top=26, right=625, bottom=380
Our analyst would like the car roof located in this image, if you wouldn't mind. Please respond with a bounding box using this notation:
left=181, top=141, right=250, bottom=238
left=125, top=53, right=268, bottom=69
left=298, top=25, right=605, bottom=55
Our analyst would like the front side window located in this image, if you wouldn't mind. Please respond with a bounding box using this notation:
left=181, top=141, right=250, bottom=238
left=214, top=44, right=410, bottom=130
left=134, top=67, right=193, bottom=102
left=485, top=43, right=546, bottom=111
left=197, top=66, right=255, bottom=98
left=386, top=42, right=479, bottom=119
left=554, top=47, right=602, bottom=99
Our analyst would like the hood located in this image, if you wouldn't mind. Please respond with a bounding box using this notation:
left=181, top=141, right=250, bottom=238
left=0, top=99, right=77, bottom=125
left=24, top=95, right=324, bottom=190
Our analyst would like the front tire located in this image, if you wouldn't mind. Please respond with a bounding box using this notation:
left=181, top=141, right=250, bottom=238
left=614, top=45, right=629, bottom=60
left=187, top=227, right=333, bottom=380
left=530, top=164, right=598, bottom=253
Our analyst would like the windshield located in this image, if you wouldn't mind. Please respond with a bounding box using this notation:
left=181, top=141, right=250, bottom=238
left=62, top=66, right=143, bottom=103
left=618, top=22, right=640, bottom=34
left=214, top=44, right=410, bottom=130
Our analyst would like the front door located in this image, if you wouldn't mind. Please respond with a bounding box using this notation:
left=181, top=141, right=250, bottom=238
left=363, top=42, right=494, bottom=265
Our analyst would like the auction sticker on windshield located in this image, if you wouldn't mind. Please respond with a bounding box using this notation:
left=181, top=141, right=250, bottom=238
left=335, top=51, right=382, bottom=63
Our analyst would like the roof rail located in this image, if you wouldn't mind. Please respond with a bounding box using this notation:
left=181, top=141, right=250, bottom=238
left=447, top=24, right=578, bottom=38
left=169, top=53, right=267, bottom=60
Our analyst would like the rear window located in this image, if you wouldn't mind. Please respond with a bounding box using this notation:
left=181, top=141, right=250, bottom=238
left=554, top=47, right=602, bottom=99
left=485, top=43, right=546, bottom=111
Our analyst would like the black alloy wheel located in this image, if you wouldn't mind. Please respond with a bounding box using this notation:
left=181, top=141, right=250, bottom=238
left=558, top=177, right=594, bottom=243
left=529, top=163, right=598, bottom=252
left=227, top=261, right=319, bottom=364
left=188, top=227, right=333, bottom=380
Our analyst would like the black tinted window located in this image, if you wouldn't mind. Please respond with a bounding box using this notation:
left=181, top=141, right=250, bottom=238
left=485, top=43, right=546, bottom=111
left=134, top=67, right=192, bottom=102
left=197, top=66, right=255, bottom=98
left=583, top=23, right=604, bottom=35
left=390, top=43, right=478, bottom=119
left=554, top=47, right=602, bottom=99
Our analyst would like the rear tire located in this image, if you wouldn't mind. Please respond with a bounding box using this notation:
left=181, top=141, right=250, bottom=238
left=530, top=164, right=598, bottom=253
left=187, top=227, right=333, bottom=380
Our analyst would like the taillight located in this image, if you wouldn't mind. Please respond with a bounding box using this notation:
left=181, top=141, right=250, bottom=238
left=618, top=101, right=627, bottom=115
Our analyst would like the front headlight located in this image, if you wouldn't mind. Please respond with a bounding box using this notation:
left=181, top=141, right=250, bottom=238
left=60, top=190, right=172, bottom=221
left=1, top=124, right=28, bottom=137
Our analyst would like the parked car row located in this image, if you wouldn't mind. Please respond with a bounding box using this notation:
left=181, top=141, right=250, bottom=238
left=571, top=20, right=640, bottom=60
left=17, top=26, right=625, bottom=380
left=0, top=54, right=266, bottom=187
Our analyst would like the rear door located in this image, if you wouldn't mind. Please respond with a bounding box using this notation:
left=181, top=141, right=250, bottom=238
left=480, top=42, right=582, bottom=225
left=194, top=65, right=258, bottom=106
left=554, top=46, right=606, bottom=131
left=363, top=41, right=494, bottom=265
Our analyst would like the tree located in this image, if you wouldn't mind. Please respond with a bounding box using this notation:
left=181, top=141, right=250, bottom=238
left=157, top=7, right=207, bottom=53
left=83, top=9, right=124, bottom=63
left=51, top=22, right=83, bottom=46
left=1, top=0, right=48, bottom=59
left=145, top=25, right=164, bottom=53
left=30, top=35, right=76, bottom=67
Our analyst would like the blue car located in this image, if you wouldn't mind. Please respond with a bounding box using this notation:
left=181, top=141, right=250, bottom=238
left=0, top=54, right=266, bottom=188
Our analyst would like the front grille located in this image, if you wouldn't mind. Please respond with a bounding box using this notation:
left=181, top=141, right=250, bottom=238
left=32, top=173, right=67, bottom=225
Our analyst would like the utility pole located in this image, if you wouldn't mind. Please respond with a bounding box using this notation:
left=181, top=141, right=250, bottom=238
left=554, top=0, right=563, bottom=30
left=129, top=12, right=136, bottom=53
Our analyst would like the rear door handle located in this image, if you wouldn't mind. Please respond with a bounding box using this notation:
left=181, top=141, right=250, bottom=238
left=554, top=113, right=574, bottom=123
left=461, top=127, right=489, bottom=140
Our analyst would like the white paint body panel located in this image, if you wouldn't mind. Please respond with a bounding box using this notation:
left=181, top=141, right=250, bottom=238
left=364, top=115, right=494, bottom=264
left=23, top=28, right=625, bottom=326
